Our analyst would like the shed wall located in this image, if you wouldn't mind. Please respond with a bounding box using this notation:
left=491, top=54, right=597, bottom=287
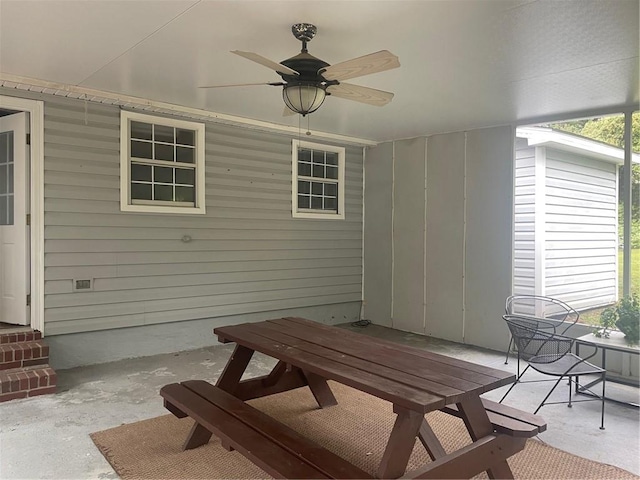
left=543, top=149, right=618, bottom=310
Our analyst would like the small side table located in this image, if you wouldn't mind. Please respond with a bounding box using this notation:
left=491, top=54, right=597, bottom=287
left=575, top=332, right=639, bottom=408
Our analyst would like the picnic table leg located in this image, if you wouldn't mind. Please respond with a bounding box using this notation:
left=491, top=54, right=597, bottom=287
left=457, top=396, right=515, bottom=480
left=303, top=370, right=338, bottom=408
left=418, top=419, right=447, bottom=460
left=183, top=422, right=214, bottom=451
left=377, top=405, right=424, bottom=479
left=216, top=344, right=255, bottom=394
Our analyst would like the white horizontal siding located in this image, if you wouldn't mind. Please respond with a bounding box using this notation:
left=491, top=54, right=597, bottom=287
left=544, top=149, right=617, bottom=308
left=29, top=94, right=365, bottom=335
left=513, top=140, right=536, bottom=295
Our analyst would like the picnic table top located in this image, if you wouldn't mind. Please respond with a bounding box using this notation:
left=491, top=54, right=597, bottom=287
left=214, top=317, right=515, bottom=414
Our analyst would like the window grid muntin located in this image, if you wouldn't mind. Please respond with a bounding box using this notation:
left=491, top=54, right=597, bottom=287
left=129, top=119, right=197, bottom=206
left=297, top=146, right=339, bottom=213
left=297, top=178, right=339, bottom=212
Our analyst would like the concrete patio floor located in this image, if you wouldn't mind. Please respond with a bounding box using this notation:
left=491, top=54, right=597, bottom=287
left=1, top=323, right=638, bottom=479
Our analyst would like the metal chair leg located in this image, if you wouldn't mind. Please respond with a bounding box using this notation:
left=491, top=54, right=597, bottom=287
left=500, top=364, right=531, bottom=403
left=600, top=371, right=606, bottom=430
left=534, top=375, right=565, bottom=414
left=504, top=337, right=513, bottom=365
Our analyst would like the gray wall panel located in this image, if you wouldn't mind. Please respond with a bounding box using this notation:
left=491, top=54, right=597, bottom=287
left=464, top=126, right=514, bottom=351
left=363, top=142, right=393, bottom=326
left=425, top=132, right=465, bottom=341
left=392, top=138, right=427, bottom=334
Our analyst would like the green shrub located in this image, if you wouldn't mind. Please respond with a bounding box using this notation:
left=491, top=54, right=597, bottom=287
left=600, top=295, right=640, bottom=344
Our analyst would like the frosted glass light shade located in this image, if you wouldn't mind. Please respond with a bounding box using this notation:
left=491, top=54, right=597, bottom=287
left=282, top=84, right=326, bottom=116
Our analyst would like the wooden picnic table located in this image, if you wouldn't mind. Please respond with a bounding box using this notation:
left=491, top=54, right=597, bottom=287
left=161, top=317, right=545, bottom=479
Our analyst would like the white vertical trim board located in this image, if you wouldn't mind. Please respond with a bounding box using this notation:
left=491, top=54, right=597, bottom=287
left=422, top=137, right=428, bottom=333
left=361, top=146, right=366, bottom=318
left=390, top=141, right=396, bottom=326
left=0, top=95, right=45, bottom=334
left=534, top=146, right=546, bottom=298
left=461, top=132, right=468, bottom=342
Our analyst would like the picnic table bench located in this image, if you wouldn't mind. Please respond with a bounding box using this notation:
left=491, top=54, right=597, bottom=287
left=161, top=317, right=546, bottom=479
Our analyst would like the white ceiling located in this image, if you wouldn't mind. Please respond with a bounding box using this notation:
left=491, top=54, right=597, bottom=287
left=1, top=0, right=638, bottom=142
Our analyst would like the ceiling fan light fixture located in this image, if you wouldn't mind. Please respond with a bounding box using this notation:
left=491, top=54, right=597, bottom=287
left=282, top=84, right=326, bottom=116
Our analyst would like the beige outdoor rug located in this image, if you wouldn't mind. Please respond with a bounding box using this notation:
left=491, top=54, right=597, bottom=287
left=91, top=381, right=636, bottom=479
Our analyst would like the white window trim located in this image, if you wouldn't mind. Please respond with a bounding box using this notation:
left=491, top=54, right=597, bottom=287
left=292, top=139, right=345, bottom=220
left=120, top=110, right=206, bottom=215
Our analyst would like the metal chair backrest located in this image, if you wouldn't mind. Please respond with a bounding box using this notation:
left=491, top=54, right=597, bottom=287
left=505, top=295, right=580, bottom=335
left=503, top=315, right=574, bottom=364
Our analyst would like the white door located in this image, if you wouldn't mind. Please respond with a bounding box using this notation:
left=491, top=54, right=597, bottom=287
left=0, top=112, right=29, bottom=325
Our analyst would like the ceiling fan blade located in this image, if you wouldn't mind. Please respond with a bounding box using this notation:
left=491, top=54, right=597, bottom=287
left=231, top=50, right=299, bottom=76
left=199, top=82, right=283, bottom=89
left=320, top=50, right=400, bottom=82
left=326, top=83, right=394, bottom=106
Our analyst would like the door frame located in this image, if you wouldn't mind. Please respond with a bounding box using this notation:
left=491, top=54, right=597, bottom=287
left=0, top=95, right=44, bottom=334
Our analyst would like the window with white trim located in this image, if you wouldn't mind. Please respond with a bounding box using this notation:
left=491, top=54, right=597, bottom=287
left=292, top=140, right=345, bottom=219
left=120, top=111, right=206, bottom=214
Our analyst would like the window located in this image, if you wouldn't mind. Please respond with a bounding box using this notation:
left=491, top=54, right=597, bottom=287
left=292, top=140, right=345, bottom=219
left=120, top=111, right=205, bottom=214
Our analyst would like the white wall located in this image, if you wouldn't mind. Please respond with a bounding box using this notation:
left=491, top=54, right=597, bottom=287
left=363, top=126, right=514, bottom=352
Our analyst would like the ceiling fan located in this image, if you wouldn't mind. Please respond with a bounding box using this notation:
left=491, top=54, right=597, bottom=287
left=200, top=23, right=400, bottom=116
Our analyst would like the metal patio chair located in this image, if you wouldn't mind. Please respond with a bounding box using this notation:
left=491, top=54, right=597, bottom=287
left=504, top=295, right=580, bottom=376
left=500, top=314, right=606, bottom=429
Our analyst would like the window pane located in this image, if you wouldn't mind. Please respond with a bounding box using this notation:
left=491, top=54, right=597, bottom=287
left=175, top=168, right=195, bottom=186
left=7, top=196, right=12, bottom=225
left=131, top=163, right=152, bottom=182
left=154, top=166, right=173, bottom=183
left=298, top=181, right=310, bottom=194
left=154, top=124, right=174, bottom=143
left=311, top=182, right=323, bottom=195
left=325, top=183, right=337, bottom=197
left=326, top=166, right=338, bottom=180
left=298, top=194, right=310, bottom=209
left=131, top=183, right=152, bottom=200
left=7, top=165, right=13, bottom=194
left=312, top=150, right=325, bottom=164
left=298, top=162, right=311, bottom=177
left=131, top=140, right=152, bottom=159
left=311, top=196, right=323, bottom=209
left=0, top=196, right=7, bottom=225
left=155, top=143, right=174, bottom=161
left=0, top=165, right=7, bottom=194
left=131, top=121, right=152, bottom=140
left=324, top=197, right=337, bottom=211
left=154, top=184, right=173, bottom=201
left=326, top=152, right=338, bottom=166
left=176, top=146, right=195, bottom=164
left=312, top=164, right=325, bottom=178
left=0, top=131, right=12, bottom=168
left=176, top=129, right=195, bottom=146
left=175, top=186, right=194, bottom=202
left=298, top=148, right=311, bottom=162
left=8, top=195, right=13, bottom=225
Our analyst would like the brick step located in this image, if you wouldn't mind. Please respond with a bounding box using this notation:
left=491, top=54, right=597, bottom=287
left=0, top=340, right=49, bottom=370
left=0, top=364, right=57, bottom=403
left=0, top=330, right=42, bottom=344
